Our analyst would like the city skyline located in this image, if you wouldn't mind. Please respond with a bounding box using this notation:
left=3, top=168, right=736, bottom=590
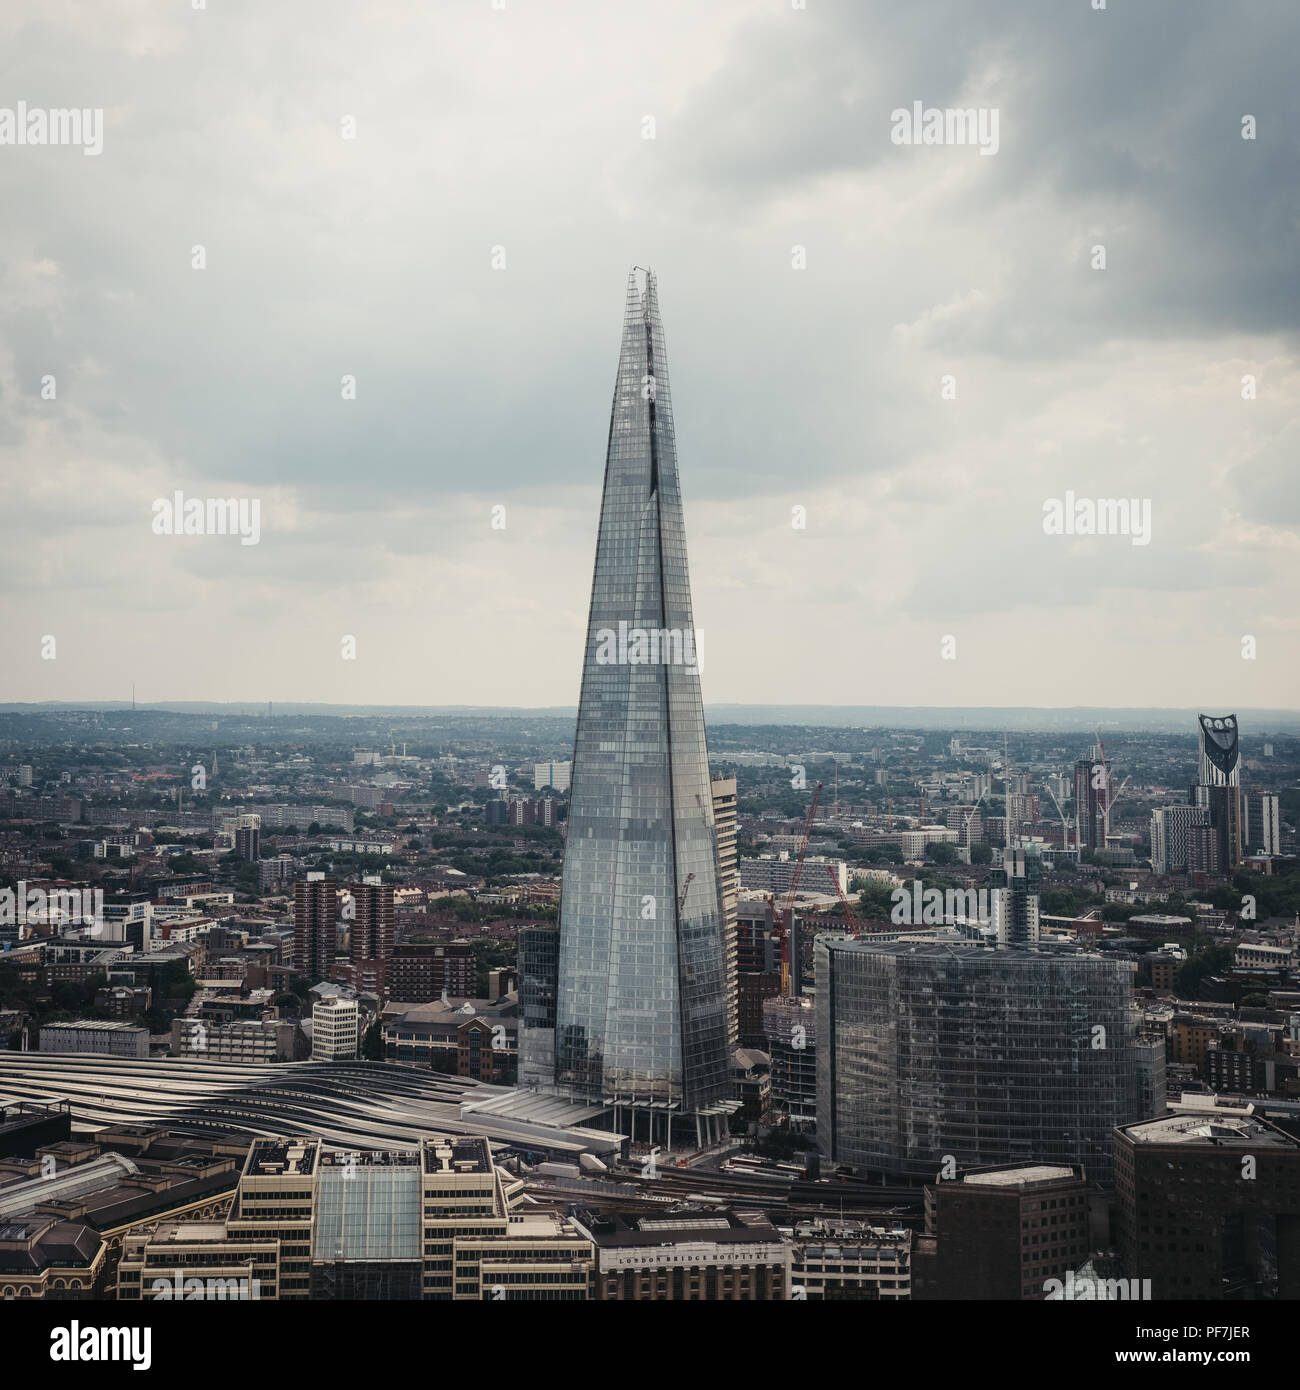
left=2, top=0, right=1298, bottom=1333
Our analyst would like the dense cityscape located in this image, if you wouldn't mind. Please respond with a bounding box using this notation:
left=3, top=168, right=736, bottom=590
left=1, top=270, right=1297, bottom=1340
left=5, top=0, right=1297, bottom=1368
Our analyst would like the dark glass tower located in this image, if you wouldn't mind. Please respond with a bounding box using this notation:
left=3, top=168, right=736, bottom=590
left=552, top=269, right=730, bottom=1123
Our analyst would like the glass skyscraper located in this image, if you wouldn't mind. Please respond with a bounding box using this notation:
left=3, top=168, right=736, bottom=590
left=548, top=269, right=731, bottom=1136
left=816, top=936, right=1162, bottom=1185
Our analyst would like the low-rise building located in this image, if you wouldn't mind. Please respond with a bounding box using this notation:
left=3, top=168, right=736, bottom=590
left=572, top=1208, right=789, bottom=1301
left=39, top=1021, right=149, bottom=1059
left=383, top=998, right=517, bottom=1083
left=789, top=1221, right=912, bottom=1300
left=926, top=1164, right=1091, bottom=1301
left=132, top=1135, right=596, bottom=1301
left=0, top=1130, right=243, bottom=1299
left=173, top=1016, right=301, bottom=1064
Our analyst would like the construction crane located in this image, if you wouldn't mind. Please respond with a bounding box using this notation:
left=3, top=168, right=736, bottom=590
left=831, top=865, right=867, bottom=935
left=1092, top=734, right=1132, bottom=848
left=676, top=871, right=695, bottom=916
left=1043, top=777, right=1076, bottom=852
left=1094, top=734, right=1109, bottom=844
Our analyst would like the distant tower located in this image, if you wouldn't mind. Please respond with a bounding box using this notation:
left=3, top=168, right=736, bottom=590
left=990, top=847, right=1041, bottom=946
left=348, top=879, right=395, bottom=965
left=233, top=814, right=261, bottom=862
left=294, top=876, right=338, bottom=981
left=1193, top=714, right=1243, bottom=871
left=1196, top=714, right=1240, bottom=786
left=1073, top=758, right=1103, bottom=852
left=1245, top=791, right=1282, bottom=857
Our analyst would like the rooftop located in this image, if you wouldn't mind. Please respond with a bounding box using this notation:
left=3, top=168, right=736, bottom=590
left=1121, top=1114, right=1298, bottom=1149
left=246, top=1138, right=320, bottom=1177
left=960, top=1164, right=1078, bottom=1188
left=145, top=1221, right=232, bottom=1245
left=573, top=1208, right=782, bottom=1249
left=319, top=1147, right=419, bottom=1169
left=422, top=1135, right=493, bottom=1175
left=40, top=1020, right=146, bottom=1032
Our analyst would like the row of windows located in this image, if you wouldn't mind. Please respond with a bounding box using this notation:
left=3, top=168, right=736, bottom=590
left=480, top=1272, right=589, bottom=1285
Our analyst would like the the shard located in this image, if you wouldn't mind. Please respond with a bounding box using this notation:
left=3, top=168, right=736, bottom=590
left=549, top=269, right=731, bottom=1141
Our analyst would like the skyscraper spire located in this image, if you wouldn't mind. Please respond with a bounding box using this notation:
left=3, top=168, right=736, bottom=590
left=550, top=269, right=730, bottom=1125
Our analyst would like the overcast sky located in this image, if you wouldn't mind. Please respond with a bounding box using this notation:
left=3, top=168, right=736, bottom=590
left=2, top=0, right=1297, bottom=710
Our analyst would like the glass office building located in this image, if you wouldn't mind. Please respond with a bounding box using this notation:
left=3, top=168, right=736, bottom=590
left=518, top=925, right=558, bottom=1090
left=816, top=937, right=1160, bottom=1185
left=552, top=270, right=731, bottom=1136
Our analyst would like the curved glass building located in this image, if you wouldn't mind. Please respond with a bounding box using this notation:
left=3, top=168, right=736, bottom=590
left=816, top=937, right=1162, bottom=1185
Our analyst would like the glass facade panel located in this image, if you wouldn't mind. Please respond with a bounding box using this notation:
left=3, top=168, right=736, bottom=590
left=313, top=1165, right=421, bottom=1261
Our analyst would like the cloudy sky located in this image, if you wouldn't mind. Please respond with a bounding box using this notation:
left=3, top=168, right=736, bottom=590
left=2, top=0, right=1297, bottom=710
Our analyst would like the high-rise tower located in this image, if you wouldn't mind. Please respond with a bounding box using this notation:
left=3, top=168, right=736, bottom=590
left=1196, top=713, right=1240, bottom=786
left=1192, top=713, right=1243, bottom=871
left=990, top=847, right=1041, bottom=946
left=1072, top=758, right=1104, bottom=853
left=548, top=270, right=731, bottom=1142
left=293, top=875, right=337, bottom=982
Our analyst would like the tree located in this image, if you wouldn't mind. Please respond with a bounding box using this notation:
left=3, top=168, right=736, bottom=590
left=970, top=843, right=992, bottom=865
left=856, top=882, right=897, bottom=921
left=1175, top=946, right=1234, bottom=1000
left=926, top=842, right=958, bottom=866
